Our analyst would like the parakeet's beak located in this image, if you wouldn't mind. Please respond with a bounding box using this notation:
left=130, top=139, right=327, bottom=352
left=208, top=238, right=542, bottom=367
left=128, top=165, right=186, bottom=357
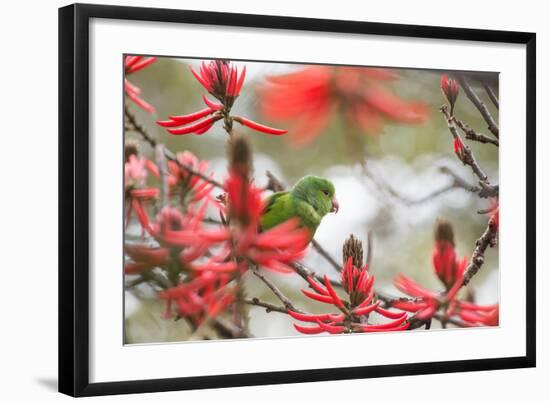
left=331, top=198, right=339, bottom=214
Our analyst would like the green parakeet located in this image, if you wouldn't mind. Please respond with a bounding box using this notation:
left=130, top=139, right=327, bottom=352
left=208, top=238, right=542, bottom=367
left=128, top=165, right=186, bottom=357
left=260, top=175, right=339, bottom=238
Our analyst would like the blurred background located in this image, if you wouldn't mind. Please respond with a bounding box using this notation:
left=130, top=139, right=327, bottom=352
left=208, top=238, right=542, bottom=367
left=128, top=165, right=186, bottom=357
left=124, top=58, right=499, bottom=343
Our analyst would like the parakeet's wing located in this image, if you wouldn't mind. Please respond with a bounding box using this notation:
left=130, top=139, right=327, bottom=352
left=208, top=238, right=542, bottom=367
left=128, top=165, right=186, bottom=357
left=260, top=191, right=294, bottom=231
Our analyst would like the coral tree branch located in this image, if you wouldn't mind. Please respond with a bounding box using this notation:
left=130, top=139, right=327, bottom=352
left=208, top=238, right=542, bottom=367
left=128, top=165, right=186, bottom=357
left=462, top=220, right=499, bottom=287
left=456, top=74, right=499, bottom=138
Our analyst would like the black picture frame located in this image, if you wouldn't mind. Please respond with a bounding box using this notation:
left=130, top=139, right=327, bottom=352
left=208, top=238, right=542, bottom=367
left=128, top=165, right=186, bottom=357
left=58, top=3, right=536, bottom=397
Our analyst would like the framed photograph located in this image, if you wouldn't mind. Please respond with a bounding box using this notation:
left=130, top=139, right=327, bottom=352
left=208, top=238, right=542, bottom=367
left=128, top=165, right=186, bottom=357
left=58, top=3, right=536, bottom=397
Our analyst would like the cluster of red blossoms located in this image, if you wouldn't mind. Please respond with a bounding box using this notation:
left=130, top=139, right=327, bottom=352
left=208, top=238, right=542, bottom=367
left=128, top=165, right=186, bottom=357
left=124, top=148, right=215, bottom=233
left=124, top=137, right=311, bottom=322
left=390, top=219, right=499, bottom=326
left=258, top=66, right=429, bottom=146
left=159, top=272, right=235, bottom=323
left=157, top=60, right=287, bottom=136
left=288, top=236, right=410, bottom=334
left=124, top=55, right=157, bottom=113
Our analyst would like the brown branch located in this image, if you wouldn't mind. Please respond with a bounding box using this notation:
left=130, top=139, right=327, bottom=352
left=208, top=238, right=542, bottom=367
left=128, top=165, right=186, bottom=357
left=124, top=106, right=223, bottom=189
left=376, top=292, right=423, bottom=307
left=212, top=318, right=244, bottom=339
left=440, top=105, right=490, bottom=184
left=124, top=276, right=147, bottom=290
left=265, top=170, right=285, bottom=192
left=436, top=166, right=499, bottom=198
left=251, top=266, right=302, bottom=312
left=408, top=312, right=468, bottom=329
left=453, top=117, right=499, bottom=147
left=462, top=221, right=498, bottom=287
left=311, top=240, right=342, bottom=272
left=242, top=297, right=289, bottom=314
left=456, top=74, right=499, bottom=138
left=362, top=162, right=472, bottom=206
left=291, top=261, right=342, bottom=290
left=483, top=83, right=499, bottom=110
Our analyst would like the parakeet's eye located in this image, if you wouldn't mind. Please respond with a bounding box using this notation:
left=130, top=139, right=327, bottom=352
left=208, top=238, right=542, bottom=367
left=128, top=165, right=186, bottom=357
left=322, top=189, right=329, bottom=196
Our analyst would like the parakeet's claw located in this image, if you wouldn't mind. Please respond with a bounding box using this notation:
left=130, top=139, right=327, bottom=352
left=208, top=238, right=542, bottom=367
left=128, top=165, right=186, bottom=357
left=331, top=198, right=340, bottom=214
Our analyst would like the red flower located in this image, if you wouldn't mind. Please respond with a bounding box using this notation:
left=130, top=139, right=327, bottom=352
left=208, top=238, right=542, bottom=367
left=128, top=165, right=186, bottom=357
left=124, top=154, right=160, bottom=231
left=125, top=154, right=148, bottom=189
left=392, top=273, right=461, bottom=321
left=258, top=66, right=429, bottom=147
left=159, top=272, right=235, bottom=322
left=124, top=244, right=169, bottom=275
left=390, top=218, right=499, bottom=326
left=441, top=74, right=459, bottom=115
left=124, top=55, right=157, bottom=113
left=191, top=60, right=246, bottom=104
left=290, top=257, right=409, bottom=334
left=157, top=60, right=287, bottom=136
left=457, top=303, right=499, bottom=326
left=125, top=205, right=213, bottom=274
left=146, top=151, right=216, bottom=203
left=433, top=241, right=468, bottom=290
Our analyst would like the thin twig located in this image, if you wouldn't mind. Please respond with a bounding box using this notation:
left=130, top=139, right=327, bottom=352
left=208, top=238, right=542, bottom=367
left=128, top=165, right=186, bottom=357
left=124, top=276, right=147, bottom=289
left=213, top=318, right=244, bottom=339
left=251, top=266, right=302, bottom=312
left=376, top=292, right=423, bottom=307
left=483, top=83, right=499, bottom=110
left=265, top=170, right=285, bottom=192
left=408, top=312, right=467, bottom=329
left=362, top=162, right=472, bottom=206
left=243, top=297, right=289, bottom=314
left=456, top=74, right=499, bottom=138
left=311, top=240, right=342, bottom=272
left=453, top=117, right=499, bottom=147
left=462, top=221, right=498, bottom=287
left=440, top=105, right=490, bottom=184
left=291, top=261, right=340, bottom=290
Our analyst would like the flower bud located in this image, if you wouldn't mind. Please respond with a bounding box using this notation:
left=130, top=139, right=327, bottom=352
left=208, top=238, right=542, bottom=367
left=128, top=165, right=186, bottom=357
left=228, top=134, right=253, bottom=181
left=441, top=74, right=459, bottom=115
left=124, top=143, right=138, bottom=162
left=454, top=137, right=466, bottom=163
left=432, top=219, right=467, bottom=290
left=434, top=218, right=455, bottom=245
left=342, top=234, right=363, bottom=268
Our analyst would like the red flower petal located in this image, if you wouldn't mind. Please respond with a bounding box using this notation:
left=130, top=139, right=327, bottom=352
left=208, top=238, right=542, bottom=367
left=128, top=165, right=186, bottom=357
left=202, top=95, right=223, bottom=111
left=306, top=276, right=330, bottom=296
left=316, top=320, right=345, bottom=334
left=301, top=289, right=336, bottom=305
left=323, top=275, right=346, bottom=310
left=233, top=116, right=288, bottom=135
left=167, top=115, right=221, bottom=135
left=293, top=323, right=324, bottom=335
left=287, top=309, right=340, bottom=323
left=353, top=300, right=381, bottom=316
left=375, top=307, right=407, bottom=319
